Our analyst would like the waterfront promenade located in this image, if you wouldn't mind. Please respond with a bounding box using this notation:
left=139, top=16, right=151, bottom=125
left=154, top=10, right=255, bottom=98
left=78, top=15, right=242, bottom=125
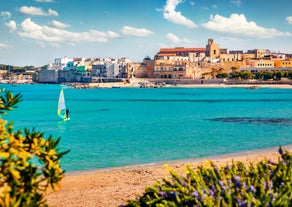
left=58, top=78, right=292, bottom=89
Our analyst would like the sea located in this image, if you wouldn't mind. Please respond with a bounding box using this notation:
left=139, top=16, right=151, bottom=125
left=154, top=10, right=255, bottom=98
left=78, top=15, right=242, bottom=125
left=2, top=84, right=292, bottom=172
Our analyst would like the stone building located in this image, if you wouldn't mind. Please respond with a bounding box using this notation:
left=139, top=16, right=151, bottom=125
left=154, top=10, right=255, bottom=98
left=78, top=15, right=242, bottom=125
left=205, top=39, right=220, bottom=59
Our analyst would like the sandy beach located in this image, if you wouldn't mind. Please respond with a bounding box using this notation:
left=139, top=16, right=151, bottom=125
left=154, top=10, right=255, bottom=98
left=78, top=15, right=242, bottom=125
left=46, top=145, right=292, bottom=207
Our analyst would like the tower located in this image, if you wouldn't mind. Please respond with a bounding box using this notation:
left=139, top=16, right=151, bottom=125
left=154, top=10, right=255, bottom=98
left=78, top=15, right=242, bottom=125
left=206, top=39, right=220, bottom=59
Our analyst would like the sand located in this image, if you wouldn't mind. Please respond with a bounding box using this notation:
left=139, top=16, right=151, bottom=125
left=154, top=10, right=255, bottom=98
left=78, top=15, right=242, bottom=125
left=46, top=145, right=292, bottom=207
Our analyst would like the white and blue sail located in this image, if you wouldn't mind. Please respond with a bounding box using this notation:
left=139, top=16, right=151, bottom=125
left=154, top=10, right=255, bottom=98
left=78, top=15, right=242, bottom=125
left=57, top=89, right=67, bottom=120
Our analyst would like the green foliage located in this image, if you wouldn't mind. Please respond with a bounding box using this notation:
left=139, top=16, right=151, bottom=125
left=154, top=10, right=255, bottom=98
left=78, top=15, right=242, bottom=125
left=216, top=73, right=229, bottom=79
left=0, top=88, right=69, bottom=207
left=0, top=88, right=22, bottom=115
left=225, top=70, right=292, bottom=81
left=124, top=147, right=292, bottom=207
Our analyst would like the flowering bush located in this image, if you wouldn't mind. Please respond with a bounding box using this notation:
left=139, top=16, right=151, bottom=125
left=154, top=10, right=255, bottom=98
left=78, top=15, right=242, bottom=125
left=124, top=147, right=292, bottom=207
left=0, top=89, right=69, bottom=207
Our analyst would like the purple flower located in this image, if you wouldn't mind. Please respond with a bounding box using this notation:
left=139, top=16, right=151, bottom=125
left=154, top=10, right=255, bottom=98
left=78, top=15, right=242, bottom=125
left=234, top=176, right=241, bottom=183
left=208, top=189, right=214, bottom=197
left=191, top=190, right=199, bottom=198
left=248, top=185, right=257, bottom=194
left=269, top=181, right=273, bottom=190
left=235, top=198, right=247, bottom=207
left=218, top=180, right=224, bottom=187
left=191, top=190, right=204, bottom=203
left=209, top=184, right=216, bottom=191
left=159, top=191, right=167, bottom=198
left=218, top=180, right=226, bottom=190
left=233, top=176, right=242, bottom=188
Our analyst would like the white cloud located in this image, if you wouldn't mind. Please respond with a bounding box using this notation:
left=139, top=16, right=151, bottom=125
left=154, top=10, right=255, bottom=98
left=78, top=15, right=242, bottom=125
left=47, top=8, right=58, bottom=16
left=286, top=16, right=292, bottom=25
left=107, top=31, right=120, bottom=38
left=49, top=20, right=70, bottom=29
left=18, top=18, right=120, bottom=44
left=0, top=43, right=12, bottom=49
left=163, top=0, right=198, bottom=28
left=35, top=0, right=54, bottom=2
left=19, top=6, right=58, bottom=16
left=166, top=33, right=181, bottom=44
left=1, top=11, right=11, bottom=19
left=166, top=33, right=190, bottom=44
left=121, top=26, right=153, bottom=37
left=230, top=0, right=241, bottom=7
left=202, top=13, right=292, bottom=38
left=5, top=20, right=17, bottom=32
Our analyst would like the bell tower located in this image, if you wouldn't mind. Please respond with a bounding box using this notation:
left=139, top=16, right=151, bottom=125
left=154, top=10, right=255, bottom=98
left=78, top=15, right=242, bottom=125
left=206, top=38, right=219, bottom=59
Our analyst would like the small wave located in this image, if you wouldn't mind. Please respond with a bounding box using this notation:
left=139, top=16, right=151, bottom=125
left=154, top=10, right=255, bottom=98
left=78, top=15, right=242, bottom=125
left=208, top=117, right=292, bottom=125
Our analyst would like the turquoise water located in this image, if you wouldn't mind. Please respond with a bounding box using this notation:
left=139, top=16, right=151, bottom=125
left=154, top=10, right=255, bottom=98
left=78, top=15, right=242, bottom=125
left=3, top=84, right=292, bottom=172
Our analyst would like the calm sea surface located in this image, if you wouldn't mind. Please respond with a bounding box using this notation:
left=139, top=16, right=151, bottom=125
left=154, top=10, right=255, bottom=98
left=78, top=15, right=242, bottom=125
left=3, top=84, right=292, bottom=172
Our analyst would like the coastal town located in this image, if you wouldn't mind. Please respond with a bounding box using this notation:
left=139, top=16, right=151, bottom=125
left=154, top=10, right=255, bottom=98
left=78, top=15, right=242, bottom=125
left=1, top=38, right=292, bottom=87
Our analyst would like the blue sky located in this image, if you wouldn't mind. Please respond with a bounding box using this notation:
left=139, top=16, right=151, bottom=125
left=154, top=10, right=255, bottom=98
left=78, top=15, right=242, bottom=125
left=1, top=0, right=292, bottom=66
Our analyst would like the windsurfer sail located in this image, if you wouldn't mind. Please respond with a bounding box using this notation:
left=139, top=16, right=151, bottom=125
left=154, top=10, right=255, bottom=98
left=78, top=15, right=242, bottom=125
left=57, top=89, right=69, bottom=120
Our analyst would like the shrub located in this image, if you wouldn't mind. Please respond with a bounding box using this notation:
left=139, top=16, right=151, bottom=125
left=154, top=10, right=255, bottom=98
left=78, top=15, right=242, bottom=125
left=123, top=147, right=292, bottom=207
left=0, top=88, right=69, bottom=207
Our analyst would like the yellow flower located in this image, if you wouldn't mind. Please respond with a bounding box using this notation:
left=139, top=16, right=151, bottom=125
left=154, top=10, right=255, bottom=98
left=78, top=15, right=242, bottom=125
left=10, top=168, right=20, bottom=180
left=0, top=152, right=9, bottom=159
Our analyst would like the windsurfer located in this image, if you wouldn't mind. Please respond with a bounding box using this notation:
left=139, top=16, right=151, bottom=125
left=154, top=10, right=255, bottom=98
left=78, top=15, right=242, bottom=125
left=66, top=108, right=70, bottom=119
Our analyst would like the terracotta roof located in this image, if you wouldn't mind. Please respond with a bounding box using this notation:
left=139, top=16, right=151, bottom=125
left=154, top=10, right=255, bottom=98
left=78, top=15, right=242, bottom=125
left=159, top=47, right=206, bottom=53
left=157, top=53, right=177, bottom=56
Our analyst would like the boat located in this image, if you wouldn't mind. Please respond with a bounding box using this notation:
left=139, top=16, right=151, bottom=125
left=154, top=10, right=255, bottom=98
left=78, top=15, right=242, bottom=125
left=57, top=89, right=70, bottom=121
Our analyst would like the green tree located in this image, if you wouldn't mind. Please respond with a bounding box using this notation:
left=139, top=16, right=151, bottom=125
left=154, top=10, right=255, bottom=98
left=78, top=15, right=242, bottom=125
left=274, top=71, right=283, bottom=80
left=239, top=71, right=254, bottom=80
left=216, top=72, right=229, bottom=79
left=229, top=72, right=241, bottom=80
left=0, top=88, right=69, bottom=207
left=286, top=71, right=292, bottom=79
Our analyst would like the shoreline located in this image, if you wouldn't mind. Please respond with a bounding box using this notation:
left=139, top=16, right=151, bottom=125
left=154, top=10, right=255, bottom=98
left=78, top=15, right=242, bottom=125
left=65, top=82, right=292, bottom=89
left=46, top=145, right=292, bottom=207
left=65, top=144, right=292, bottom=175
left=2, top=81, right=292, bottom=89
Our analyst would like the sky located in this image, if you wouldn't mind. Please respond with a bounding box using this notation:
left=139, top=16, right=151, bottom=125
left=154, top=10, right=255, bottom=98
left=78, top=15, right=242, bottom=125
left=1, top=0, right=292, bottom=66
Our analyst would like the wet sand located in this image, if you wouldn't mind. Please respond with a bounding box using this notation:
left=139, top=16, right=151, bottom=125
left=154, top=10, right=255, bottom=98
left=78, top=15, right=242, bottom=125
left=46, top=145, right=292, bottom=207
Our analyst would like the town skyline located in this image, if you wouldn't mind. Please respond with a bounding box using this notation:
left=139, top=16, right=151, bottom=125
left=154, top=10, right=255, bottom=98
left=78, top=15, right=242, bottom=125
left=1, top=0, right=292, bottom=66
